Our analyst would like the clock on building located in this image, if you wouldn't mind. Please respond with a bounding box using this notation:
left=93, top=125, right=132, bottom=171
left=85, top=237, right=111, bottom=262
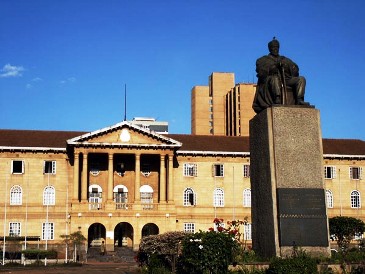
left=120, top=128, right=131, bottom=142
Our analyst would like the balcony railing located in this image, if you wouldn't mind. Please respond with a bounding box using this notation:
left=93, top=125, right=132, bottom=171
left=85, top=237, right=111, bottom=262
left=142, top=203, right=154, bottom=210
left=114, top=202, right=155, bottom=210
left=89, top=203, right=102, bottom=210
left=86, top=202, right=159, bottom=211
left=115, top=203, right=132, bottom=210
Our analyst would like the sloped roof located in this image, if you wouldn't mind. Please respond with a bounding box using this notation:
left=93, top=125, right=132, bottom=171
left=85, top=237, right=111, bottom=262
left=0, top=129, right=85, bottom=149
left=166, top=134, right=250, bottom=153
left=0, top=129, right=364, bottom=157
left=322, top=139, right=365, bottom=156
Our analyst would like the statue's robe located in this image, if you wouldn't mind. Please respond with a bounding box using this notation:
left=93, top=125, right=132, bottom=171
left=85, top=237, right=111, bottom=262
left=252, top=54, right=300, bottom=114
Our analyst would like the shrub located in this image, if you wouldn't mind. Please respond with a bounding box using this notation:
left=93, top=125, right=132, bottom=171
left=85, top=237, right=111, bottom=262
left=177, top=230, right=239, bottom=274
left=267, top=253, right=318, bottom=274
left=137, top=231, right=186, bottom=272
left=22, top=249, right=58, bottom=260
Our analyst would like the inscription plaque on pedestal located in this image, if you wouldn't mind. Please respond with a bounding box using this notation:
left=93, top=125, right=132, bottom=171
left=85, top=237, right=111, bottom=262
left=277, top=188, right=329, bottom=246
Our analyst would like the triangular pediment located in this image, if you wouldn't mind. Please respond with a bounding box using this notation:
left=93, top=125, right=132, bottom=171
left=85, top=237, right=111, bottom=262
left=67, top=121, right=181, bottom=148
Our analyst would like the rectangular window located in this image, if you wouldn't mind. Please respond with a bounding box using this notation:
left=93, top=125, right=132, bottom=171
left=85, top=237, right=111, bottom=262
left=44, top=161, right=56, bottom=174
left=183, top=163, right=197, bottom=177
left=244, top=223, right=252, bottom=240
left=350, top=167, right=363, bottom=180
left=9, top=222, right=21, bottom=237
left=324, top=166, right=336, bottom=179
left=11, top=160, right=24, bottom=174
left=184, top=223, right=195, bottom=233
left=42, top=222, right=54, bottom=240
left=243, top=164, right=250, bottom=178
left=212, top=164, right=224, bottom=177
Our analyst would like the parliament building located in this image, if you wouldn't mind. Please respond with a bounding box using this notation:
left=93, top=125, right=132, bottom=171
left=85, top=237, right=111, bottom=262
left=0, top=73, right=364, bottom=258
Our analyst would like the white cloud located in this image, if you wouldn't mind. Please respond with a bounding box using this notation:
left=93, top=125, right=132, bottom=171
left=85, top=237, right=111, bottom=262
left=32, top=77, right=43, bottom=82
left=0, top=64, right=25, bottom=78
left=60, top=77, right=76, bottom=85
left=26, top=83, right=33, bottom=89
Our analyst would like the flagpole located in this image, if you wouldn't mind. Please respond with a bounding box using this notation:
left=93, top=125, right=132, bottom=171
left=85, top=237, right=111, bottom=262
left=124, top=84, right=127, bottom=121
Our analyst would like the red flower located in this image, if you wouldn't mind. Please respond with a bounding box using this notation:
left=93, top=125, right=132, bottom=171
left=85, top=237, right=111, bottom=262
left=217, top=226, right=224, bottom=232
left=208, top=227, right=214, bottom=231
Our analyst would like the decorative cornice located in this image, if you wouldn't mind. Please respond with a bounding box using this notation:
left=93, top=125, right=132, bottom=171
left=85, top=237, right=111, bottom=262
left=323, top=154, right=365, bottom=160
left=0, top=146, right=66, bottom=153
left=176, top=150, right=250, bottom=157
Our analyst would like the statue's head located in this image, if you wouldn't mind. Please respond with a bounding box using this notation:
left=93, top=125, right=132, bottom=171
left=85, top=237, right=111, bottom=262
left=268, top=37, right=280, bottom=56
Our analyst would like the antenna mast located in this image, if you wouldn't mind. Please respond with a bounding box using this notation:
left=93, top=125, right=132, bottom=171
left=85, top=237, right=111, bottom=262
left=124, top=84, right=127, bottom=121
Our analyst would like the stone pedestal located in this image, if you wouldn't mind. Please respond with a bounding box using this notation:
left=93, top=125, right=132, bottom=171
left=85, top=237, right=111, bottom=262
left=249, top=106, right=330, bottom=258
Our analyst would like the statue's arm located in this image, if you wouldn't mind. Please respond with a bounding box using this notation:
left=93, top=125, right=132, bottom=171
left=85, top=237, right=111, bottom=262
left=256, top=57, right=278, bottom=82
left=282, top=56, right=299, bottom=77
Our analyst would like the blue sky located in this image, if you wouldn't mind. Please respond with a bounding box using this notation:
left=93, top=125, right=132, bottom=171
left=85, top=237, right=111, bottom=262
left=1, top=0, right=364, bottom=140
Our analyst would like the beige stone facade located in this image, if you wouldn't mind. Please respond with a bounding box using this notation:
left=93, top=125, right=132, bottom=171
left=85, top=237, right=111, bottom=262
left=191, top=72, right=256, bottom=136
left=0, top=73, right=364, bottom=259
left=0, top=123, right=364, bottom=257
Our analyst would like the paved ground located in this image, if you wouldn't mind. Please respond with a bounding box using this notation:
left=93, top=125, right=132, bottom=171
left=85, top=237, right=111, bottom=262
left=0, top=262, right=140, bottom=274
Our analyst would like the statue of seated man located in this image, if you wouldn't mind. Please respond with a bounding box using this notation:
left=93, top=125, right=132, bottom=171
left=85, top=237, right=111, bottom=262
left=252, top=38, right=310, bottom=113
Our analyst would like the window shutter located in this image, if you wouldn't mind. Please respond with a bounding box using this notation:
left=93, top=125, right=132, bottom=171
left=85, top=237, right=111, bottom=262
left=350, top=167, right=353, bottom=179
left=52, top=161, right=56, bottom=174
left=332, top=166, right=337, bottom=179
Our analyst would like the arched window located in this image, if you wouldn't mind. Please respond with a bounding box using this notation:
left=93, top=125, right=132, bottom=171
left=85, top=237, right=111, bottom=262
left=351, top=190, right=361, bottom=208
left=326, top=190, right=333, bottom=208
left=89, top=184, right=103, bottom=210
left=114, top=185, right=128, bottom=209
left=183, top=188, right=196, bottom=206
left=243, top=189, right=251, bottom=207
left=43, top=186, right=55, bottom=205
left=213, top=188, right=224, bottom=207
left=10, top=185, right=22, bottom=205
left=140, top=185, right=153, bottom=209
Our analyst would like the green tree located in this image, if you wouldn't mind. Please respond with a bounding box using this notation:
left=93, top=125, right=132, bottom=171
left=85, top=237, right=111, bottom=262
left=61, top=231, right=86, bottom=262
left=137, top=231, right=186, bottom=272
left=329, top=216, right=365, bottom=251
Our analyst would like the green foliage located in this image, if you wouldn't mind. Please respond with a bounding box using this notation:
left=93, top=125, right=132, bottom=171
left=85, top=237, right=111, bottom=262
left=137, top=231, right=186, bottom=272
left=351, top=264, right=365, bottom=274
left=329, top=216, right=365, bottom=252
left=236, top=249, right=264, bottom=263
left=22, top=249, right=58, bottom=259
left=61, top=231, right=86, bottom=246
left=177, top=230, right=239, bottom=274
left=229, top=269, right=266, bottom=274
left=267, top=252, right=318, bottom=274
left=330, top=248, right=365, bottom=264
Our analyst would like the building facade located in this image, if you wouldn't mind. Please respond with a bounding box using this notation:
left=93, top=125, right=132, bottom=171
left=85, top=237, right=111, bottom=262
left=129, top=117, right=168, bottom=134
left=0, top=123, right=364, bottom=257
left=191, top=72, right=256, bottom=136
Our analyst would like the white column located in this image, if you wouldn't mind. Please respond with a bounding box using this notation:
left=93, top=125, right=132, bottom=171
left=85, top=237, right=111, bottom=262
left=168, top=154, right=174, bottom=202
left=134, top=153, right=141, bottom=202
left=73, top=152, right=80, bottom=201
left=159, top=154, right=166, bottom=203
left=108, top=153, right=114, bottom=201
left=81, top=153, right=88, bottom=201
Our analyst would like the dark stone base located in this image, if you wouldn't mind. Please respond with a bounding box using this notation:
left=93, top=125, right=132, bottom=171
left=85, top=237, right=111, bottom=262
left=249, top=106, right=330, bottom=258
